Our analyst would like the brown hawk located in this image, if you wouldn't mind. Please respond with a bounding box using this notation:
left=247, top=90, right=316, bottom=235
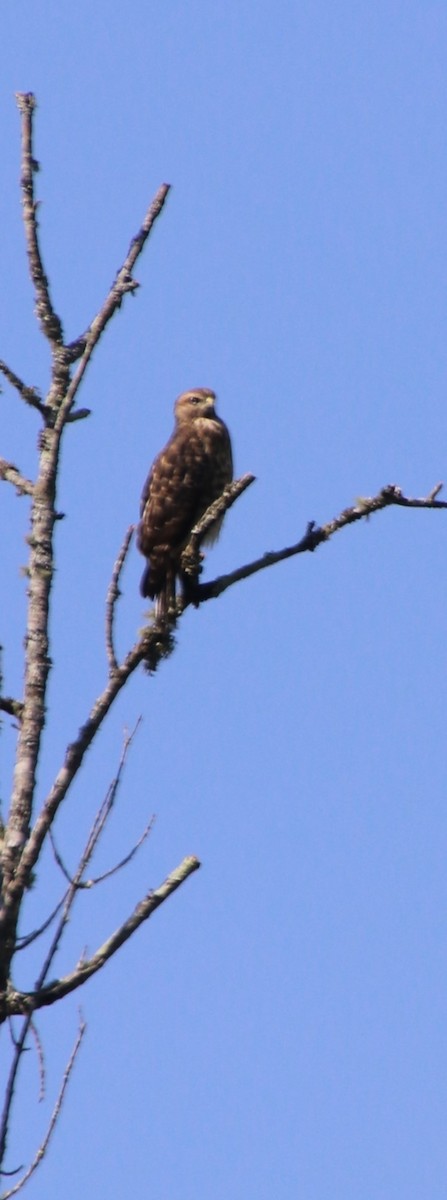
left=137, top=388, right=233, bottom=615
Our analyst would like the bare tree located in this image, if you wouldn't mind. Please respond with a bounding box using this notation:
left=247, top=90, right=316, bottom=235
left=0, top=94, right=445, bottom=1195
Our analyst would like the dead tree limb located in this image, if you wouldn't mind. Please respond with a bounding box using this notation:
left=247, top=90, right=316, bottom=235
left=191, top=482, right=447, bottom=603
left=0, top=94, right=171, bottom=1004
left=0, top=1016, right=86, bottom=1199
left=8, top=857, right=201, bottom=1016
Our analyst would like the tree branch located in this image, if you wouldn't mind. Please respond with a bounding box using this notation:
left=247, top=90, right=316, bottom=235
left=0, top=460, right=33, bottom=498
left=0, top=1016, right=86, bottom=1198
left=15, top=896, right=66, bottom=952
left=8, top=857, right=200, bottom=1015
left=180, top=474, right=255, bottom=598
left=15, top=94, right=64, bottom=347
left=81, top=815, right=155, bottom=888
left=48, top=719, right=144, bottom=890
left=56, top=184, right=171, bottom=425
left=0, top=106, right=170, bottom=988
left=105, top=526, right=135, bottom=672
left=1, top=723, right=141, bottom=1159
left=0, top=360, right=45, bottom=418
left=49, top=810, right=155, bottom=891
left=28, top=1018, right=45, bottom=1102
left=65, top=407, right=92, bottom=424
left=7, top=476, right=444, bottom=919
left=27, top=722, right=143, bottom=1000
left=193, top=482, right=447, bottom=603
left=8, top=628, right=163, bottom=904
left=66, top=183, right=171, bottom=364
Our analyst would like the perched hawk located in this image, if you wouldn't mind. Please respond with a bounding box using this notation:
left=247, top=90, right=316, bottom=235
left=137, top=388, right=233, bottom=615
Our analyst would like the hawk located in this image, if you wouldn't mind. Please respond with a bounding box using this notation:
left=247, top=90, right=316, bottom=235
left=137, top=388, right=233, bottom=615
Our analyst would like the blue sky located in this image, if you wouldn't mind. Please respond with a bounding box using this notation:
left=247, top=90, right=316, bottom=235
left=1, top=3, right=447, bottom=1197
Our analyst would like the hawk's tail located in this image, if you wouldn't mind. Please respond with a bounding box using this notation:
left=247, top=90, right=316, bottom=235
left=140, top=563, right=174, bottom=620
left=140, top=563, right=152, bottom=599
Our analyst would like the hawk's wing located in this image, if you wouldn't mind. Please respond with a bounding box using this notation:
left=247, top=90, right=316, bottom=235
left=139, top=424, right=218, bottom=554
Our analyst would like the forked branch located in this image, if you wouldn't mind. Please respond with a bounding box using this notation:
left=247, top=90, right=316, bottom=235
left=8, top=857, right=201, bottom=1015
left=8, top=478, right=446, bottom=911
left=0, top=1016, right=86, bottom=1199
left=192, top=482, right=447, bottom=602
left=0, top=93, right=172, bottom=989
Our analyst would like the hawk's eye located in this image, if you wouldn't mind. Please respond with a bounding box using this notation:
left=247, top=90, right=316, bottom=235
left=190, top=396, right=200, bottom=405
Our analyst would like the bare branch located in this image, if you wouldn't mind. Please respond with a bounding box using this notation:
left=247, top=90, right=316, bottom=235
left=15, top=896, right=66, bottom=952
left=0, top=116, right=171, bottom=992
left=29, top=1019, right=45, bottom=1102
left=6, top=1021, right=20, bottom=1051
left=83, top=815, right=155, bottom=888
left=180, top=474, right=256, bottom=598
left=105, top=526, right=135, bottom=672
left=47, top=830, right=74, bottom=887
left=0, top=732, right=127, bottom=1158
left=66, top=183, right=171, bottom=363
left=0, top=460, right=33, bottom=498
left=193, top=482, right=447, bottom=603
left=9, top=858, right=200, bottom=1015
left=15, top=94, right=64, bottom=347
left=45, top=722, right=152, bottom=889
left=0, top=1019, right=31, bottom=1167
left=57, top=183, right=171, bottom=422
left=8, top=631, right=161, bottom=902
left=1, top=726, right=140, bottom=1157
left=0, top=1016, right=86, bottom=1199
left=29, top=722, right=142, bottom=996
left=193, top=474, right=256, bottom=543
left=50, top=811, right=155, bottom=891
left=7, top=475, right=443, bottom=918
left=64, top=407, right=91, bottom=423
left=0, top=360, right=45, bottom=418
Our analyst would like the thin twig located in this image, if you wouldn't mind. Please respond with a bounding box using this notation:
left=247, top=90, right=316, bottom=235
left=0, top=1020, right=31, bottom=1167
left=48, top=814, right=154, bottom=894
left=0, top=461, right=33, bottom=498
left=29, top=1019, right=45, bottom=1102
left=15, top=94, right=64, bottom=346
left=82, top=815, right=155, bottom=888
left=0, top=360, right=45, bottom=418
left=8, top=635, right=160, bottom=901
left=0, top=1016, right=86, bottom=1199
left=15, top=895, right=66, bottom=951
left=49, top=721, right=146, bottom=891
left=56, top=183, right=171, bottom=426
left=33, top=721, right=143, bottom=969
left=0, top=726, right=138, bottom=1161
left=106, top=526, right=135, bottom=672
left=65, top=184, right=171, bottom=363
left=50, top=813, right=155, bottom=890
left=6, top=1021, right=20, bottom=1050
left=47, top=830, right=73, bottom=886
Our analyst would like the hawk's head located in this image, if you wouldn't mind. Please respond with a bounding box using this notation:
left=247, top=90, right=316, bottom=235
left=174, top=388, right=217, bottom=425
